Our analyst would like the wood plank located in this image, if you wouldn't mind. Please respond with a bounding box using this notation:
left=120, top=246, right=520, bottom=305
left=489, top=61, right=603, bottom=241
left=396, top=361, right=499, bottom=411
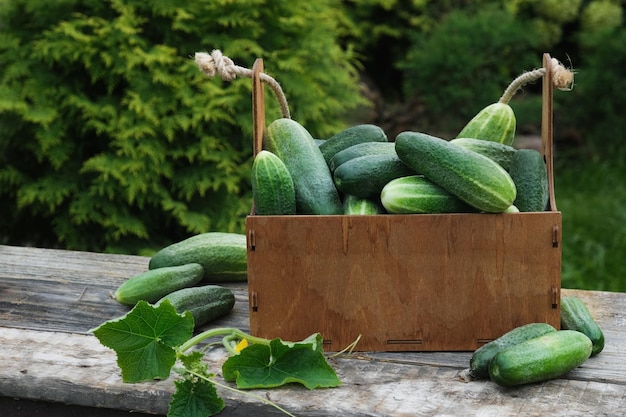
left=1, top=245, right=625, bottom=416
left=0, top=245, right=250, bottom=334
left=1, top=301, right=624, bottom=417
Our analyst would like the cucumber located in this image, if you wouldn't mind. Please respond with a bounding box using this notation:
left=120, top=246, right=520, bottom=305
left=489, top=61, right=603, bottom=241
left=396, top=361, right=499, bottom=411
left=457, top=102, right=516, bottom=146
left=319, top=124, right=387, bottom=166
left=114, top=263, right=204, bottom=306
left=157, top=285, right=235, bottom=328
left=560, top=296, right=605, bottom=356
left=508, top=149, right=549, bottom=212
left=381, top=175, right=476, bottom=214
left=449, top=138, right=517, bottom=171
left=329, top=142, right=396, bottom=172
left=149, top=232, right=247, bottom=282
left=251, top=150, right=296, bottom=215
left=469, top=322, right=557, bottom=379
left=488, top=330, right=592, bottom=387
left=333, top=153, right=416, bottom=199
left=343, top=194, right=385, bottom=215
left=264, top=118, right=343, bottom=215
left=395, top=131, right=517, bottom=212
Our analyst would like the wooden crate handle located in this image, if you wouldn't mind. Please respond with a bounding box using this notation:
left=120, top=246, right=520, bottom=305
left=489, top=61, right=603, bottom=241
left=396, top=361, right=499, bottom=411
left=541, top=53, right=557, bottom=212
left=252, top=58, right=265, bottom=156
left=252, top=58, right=265, bottom=157
left=250, top=59, right=265, bottom=215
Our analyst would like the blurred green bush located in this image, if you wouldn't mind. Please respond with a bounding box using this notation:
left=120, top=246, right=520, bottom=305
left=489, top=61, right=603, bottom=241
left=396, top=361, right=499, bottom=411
left=399, top=5, right=542, bottom=135
left=0, top=0, right=365, bottom=254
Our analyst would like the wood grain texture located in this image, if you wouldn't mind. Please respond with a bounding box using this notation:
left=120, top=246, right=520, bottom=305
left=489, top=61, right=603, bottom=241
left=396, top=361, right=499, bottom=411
left=0, top=245, right=250, bottom=334
left=1, top=245, right=624, bottom=417
left=247, top=213, right=562, bottom=351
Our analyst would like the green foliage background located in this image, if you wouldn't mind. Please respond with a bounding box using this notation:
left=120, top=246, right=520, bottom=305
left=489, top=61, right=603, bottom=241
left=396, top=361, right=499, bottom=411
left=0, top=0, right=364, bottom=253
left=1, top=0, right=624, bottom=290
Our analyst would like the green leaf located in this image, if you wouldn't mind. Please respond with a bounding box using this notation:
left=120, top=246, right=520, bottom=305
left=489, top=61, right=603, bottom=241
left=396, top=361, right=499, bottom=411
left=168, top=378, right=225, bottom=417
left=222, top=333, right=341, bottom=390
left=178, top=351, right=207, bottom=375
left=91, top=300, right=194, bottom=383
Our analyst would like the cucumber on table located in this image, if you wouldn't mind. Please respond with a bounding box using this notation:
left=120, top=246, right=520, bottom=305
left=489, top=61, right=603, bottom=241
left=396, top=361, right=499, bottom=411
left=395, top=131, right=517, bottom=213
left=488, top=330, right=592, bottom=387
left=265, top=118, right=343, bottom=215
left=469, top=322, right=557, bottom=379
left=561, top=296, right=605, bottom=356
left=157, top=285, right=235, bottom=328
left=149, top=232, right=248, bottom=282
left=114, top=263, right=204, bottom=306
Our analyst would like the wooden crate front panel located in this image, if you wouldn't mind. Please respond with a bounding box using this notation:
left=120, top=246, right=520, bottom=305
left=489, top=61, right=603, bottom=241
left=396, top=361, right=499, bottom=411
left=246, top=213, right=562, bottom=352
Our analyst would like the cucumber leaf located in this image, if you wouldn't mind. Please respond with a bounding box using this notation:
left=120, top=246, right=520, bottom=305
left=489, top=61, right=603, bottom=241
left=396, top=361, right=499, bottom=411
left=91, top=300, right=194, bottom=383
left=168, top=378, right=225, bottom=417
left=222, top=333, right=340, bottom=389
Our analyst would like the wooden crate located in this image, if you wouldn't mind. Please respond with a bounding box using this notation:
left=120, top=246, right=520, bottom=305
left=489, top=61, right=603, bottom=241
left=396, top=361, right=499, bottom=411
left=246, top=54, right=562, bottom=352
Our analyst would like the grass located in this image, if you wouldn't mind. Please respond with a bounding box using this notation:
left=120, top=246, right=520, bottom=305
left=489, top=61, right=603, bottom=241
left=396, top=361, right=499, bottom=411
left=555, top=154, right=626, bottom=292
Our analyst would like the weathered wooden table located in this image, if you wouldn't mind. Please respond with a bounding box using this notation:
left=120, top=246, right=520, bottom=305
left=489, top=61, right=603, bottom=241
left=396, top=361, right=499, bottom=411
left=1, top=244, right=624, bottom=416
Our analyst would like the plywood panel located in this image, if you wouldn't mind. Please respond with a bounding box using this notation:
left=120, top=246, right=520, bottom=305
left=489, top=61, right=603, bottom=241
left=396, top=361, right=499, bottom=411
left=247, top=212, right=562, bottom=351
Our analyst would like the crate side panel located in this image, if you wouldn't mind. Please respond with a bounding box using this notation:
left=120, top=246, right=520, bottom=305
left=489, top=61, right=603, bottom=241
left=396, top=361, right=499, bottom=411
left=246, top=213, right=561, bottom=352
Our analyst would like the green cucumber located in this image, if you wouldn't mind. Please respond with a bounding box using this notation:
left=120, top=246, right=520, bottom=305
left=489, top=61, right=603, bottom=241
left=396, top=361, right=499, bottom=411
left=488, top=330, right=592, bottom=387
left=469, top=322, right=557, bottom=379
left=114, top=263, right=204, bottom=306
left=381, top=175, right=476, bottom=214
left=560, top=296, right=605, bottom=356
left=157, top=285, right=235, bottom=328
left=251, top=150, right=296, bottom=215
left=395, top=131, right=517, bottom=212
left=333, top=153, right=416, bottom=199
left=264, top=118, right=342, bottom=215
left=149, top=232, right=247, bottom=282
left=343, top=194, right=385, bottom=215
left=450, top=138, right=517, bottom=171
left=457, top=102, right=516, bottom=146
left=319, top=124, right=387, bottom=166
left=329, top=142, right=396, bottom=172
left=508, top=149, right=549, bottom=212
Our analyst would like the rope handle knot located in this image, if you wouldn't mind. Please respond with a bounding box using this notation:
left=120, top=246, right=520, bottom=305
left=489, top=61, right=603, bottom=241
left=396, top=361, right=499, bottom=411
left=195, top=50, right=291, bottom=119
left=195, top=49, right=239, bottom=82
left=499, top=57, right=575, bottom=104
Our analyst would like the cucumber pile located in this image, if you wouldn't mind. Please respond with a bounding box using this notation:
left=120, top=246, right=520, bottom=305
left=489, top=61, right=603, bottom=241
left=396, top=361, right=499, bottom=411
left=253, top=101, right=549, bottom=215
left=467, top=296, right=604, bottom=387
left=113, top=232, right=246, bottom=328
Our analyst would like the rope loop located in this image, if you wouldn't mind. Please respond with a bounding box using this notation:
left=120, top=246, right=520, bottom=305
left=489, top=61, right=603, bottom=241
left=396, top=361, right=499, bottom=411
left=194, top=50, right=291, bottom=119
left=499, top=57, right=574, bottom=104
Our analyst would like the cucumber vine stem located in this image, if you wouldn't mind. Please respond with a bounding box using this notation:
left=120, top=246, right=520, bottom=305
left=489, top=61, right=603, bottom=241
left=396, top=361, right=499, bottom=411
left=178, top=327, right=270, bottom=354
left=184, top=368, right=297, bottom=417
